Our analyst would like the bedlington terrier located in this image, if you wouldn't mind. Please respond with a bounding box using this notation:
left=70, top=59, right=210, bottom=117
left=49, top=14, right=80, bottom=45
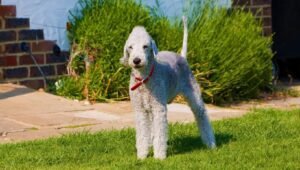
left=120, top=17, right=216, bottom=159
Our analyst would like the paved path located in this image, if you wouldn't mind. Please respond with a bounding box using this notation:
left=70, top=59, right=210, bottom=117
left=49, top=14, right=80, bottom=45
left=1, top=83, right=299, bottom=143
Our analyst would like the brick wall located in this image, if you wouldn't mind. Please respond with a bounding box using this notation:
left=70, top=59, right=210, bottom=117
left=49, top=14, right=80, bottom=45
left=0, top=4, right=68, bottom=89
left=233, top=0, right=272, bottom=36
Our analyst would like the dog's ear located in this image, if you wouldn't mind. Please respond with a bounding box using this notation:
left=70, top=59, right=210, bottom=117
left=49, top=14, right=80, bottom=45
left=120, top=44, right=129, bottom=66
left=151, top=39, right=158, bottom=57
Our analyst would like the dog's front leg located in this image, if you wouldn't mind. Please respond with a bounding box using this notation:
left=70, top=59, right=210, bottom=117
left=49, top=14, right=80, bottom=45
left=151, top=101, right=168, bottom=159
left=135, top=108, right=152, bottom=159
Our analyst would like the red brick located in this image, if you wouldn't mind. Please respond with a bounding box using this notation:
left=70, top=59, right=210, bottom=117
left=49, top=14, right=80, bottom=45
left=61, top=51, right=70, bottom=59
left=0, top=31, right=16, bottom=43
left=20, top=79, right=45, bottom=89
left=0, top=44, right=4, bottom=53
left=5, top=43, right=23, bottom=54
left=56, top=64, right=67, bottom=75
left=263, top=27, right=272, bottom=36
left=3, top=67, right=28, bottom=79
left=232, top=0, right=251, bottom=6
left=46, top=53, right=68, bottom=64
left=0, top=55, right=17, bottom=66
left=19, top=54, right=44, bottom=65
left=0, top=69, right=3, bottom=80
left=18, top=29, right=44, bottom=41
left=31, top=41, right=55, bottom=52
left=263, top=17, right=272, bottom=27
left=30, top=65, right=55, bottom=77
left=249, top=7, right=263, bottom=16
left=263, top=7, right=271, bottom=16
left=252, top=0, right=271, bottom=5
left=0, top=18, right=3, bottom=29
left=0, top=5, right=16, bottom=17
left=5, top=18, right=30, bottom=29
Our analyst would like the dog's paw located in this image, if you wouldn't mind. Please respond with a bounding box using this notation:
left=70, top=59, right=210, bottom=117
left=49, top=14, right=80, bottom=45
left=208, top=142, right=217, bottom=149
left=154, top=151, right=167, bottom=160
left=137, top=154, right=148, bottom=160
left=137, top=150, right=149, bottom=160
left=154, top=155, right=166, bottom=160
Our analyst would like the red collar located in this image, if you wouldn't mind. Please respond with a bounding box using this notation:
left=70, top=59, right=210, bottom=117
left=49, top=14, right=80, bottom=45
left=131, top=65, right=155, bottom=91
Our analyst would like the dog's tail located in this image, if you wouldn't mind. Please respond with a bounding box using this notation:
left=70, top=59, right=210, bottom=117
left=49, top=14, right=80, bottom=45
left=181, top=16, right=188, bottom=58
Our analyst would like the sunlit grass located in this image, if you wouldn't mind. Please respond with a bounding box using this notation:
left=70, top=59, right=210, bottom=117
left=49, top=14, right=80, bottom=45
left=1, top=109, right=299, bottom=169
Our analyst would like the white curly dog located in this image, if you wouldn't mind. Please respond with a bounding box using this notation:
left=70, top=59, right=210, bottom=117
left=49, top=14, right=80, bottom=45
left=120, top=17, right=216, bottom=159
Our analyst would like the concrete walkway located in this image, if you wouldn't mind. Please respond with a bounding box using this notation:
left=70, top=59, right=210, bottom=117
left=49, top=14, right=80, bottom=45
left=1, top=83, right=299, bottom=143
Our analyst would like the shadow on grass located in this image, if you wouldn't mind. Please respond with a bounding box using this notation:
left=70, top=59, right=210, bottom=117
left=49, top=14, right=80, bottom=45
left=168, top=133, right=234, bottom=155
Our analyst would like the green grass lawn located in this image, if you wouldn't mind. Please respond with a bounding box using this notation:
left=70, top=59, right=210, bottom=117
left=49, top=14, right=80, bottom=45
left=0, top=109, right=299, bottom=169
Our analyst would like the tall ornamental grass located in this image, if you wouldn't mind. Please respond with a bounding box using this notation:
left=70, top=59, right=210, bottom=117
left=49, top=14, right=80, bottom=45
left=187, top=6, right=273, bottom=103
left=56, top=0, right=273, bottom=103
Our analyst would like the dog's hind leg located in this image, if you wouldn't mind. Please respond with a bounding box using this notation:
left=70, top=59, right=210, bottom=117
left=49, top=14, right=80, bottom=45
left=182, top=77, right=216, bottom=148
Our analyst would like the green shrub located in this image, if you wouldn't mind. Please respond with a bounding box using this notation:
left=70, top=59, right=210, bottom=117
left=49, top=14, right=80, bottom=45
left=66, top=0, right=151, bottom=101
left=187, top=6, right=273, bottom=103
left=57, top=0, right=272, bottom=103
left=55, top=76, right=85, bottom=100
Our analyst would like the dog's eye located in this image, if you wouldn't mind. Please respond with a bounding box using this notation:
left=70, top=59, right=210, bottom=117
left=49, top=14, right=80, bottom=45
left=143, top=45, right=148, bottom=49
left=128, top=46, right=133, bottom=50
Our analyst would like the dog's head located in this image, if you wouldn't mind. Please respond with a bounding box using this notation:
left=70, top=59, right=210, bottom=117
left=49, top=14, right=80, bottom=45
left=120, top=26, right=158, bottom=69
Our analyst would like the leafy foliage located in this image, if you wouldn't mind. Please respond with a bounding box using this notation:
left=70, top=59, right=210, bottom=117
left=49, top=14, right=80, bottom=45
left=187, top=7, right=273, bottom=103
left=56, top=0, right=273, bottom=103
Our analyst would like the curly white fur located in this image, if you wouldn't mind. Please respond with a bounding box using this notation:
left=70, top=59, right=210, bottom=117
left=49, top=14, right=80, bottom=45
left=120, top=17, right=216, bottom=160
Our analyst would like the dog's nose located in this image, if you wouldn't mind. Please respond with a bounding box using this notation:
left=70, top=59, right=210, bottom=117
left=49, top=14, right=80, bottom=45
left=133, top=58, right=141, bottom=65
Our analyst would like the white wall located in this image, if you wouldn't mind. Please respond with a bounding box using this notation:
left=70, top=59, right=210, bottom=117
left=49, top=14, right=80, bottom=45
left=3, top=0, right=230, bottom=51
left=143, top=0, right=231, bottom=19
left=3, top=0, right=79, bottom=51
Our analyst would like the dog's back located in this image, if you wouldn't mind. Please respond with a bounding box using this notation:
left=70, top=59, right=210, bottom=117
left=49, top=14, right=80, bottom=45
left=156, top=51, right=192, bottom=102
